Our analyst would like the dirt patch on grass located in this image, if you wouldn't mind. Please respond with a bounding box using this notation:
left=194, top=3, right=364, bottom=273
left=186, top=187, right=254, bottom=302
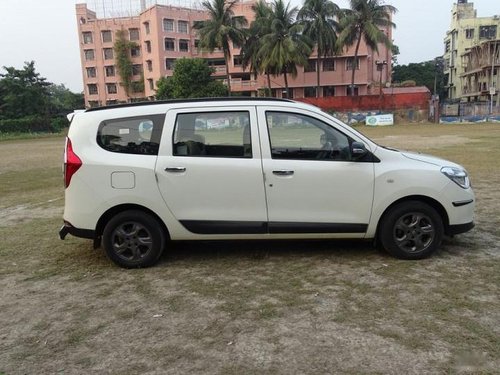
left=0, top=199, right=63, bottom=226
left=372, top=134, right=474, bottom=150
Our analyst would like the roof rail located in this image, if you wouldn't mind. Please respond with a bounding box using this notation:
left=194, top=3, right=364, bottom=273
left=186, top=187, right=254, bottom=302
left=85, top=97, right=294, bottom=112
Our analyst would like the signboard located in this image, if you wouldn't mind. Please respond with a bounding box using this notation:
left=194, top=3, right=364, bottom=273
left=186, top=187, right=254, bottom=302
left=366, top=114, right=394, bottom=126
left=490, top=87, right=497, bottom=96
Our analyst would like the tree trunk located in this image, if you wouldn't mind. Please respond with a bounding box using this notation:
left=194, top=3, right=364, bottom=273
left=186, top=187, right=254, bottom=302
left=350, top=34, right=362, bottom=96
left=266, top=71, right=271, bottom=94
left=224, top=52, right=232, bottom=97
left=283, top=70, right=289, bottom=98
left=317, top=56, right=321, bottom=98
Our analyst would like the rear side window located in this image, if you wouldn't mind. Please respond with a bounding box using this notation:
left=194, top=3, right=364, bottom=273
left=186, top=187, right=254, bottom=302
left=173, top=111, right=252, bottom=158
left=97, top=114, right=165, bottom=155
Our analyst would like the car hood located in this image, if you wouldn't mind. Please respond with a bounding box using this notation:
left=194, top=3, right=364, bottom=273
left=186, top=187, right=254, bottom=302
left=401, top=151, right=460, bottom=168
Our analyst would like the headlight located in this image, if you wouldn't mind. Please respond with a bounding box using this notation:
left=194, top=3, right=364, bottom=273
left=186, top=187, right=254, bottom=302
left=441, top=166, right=470, bottom=189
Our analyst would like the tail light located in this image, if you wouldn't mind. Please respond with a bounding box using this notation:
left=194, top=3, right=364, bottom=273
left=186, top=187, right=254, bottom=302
left=64, top=137, right=82, bottom=188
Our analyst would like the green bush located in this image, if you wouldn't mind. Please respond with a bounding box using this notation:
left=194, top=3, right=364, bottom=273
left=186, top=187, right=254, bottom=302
left=0, top=116, right=55, bottom=133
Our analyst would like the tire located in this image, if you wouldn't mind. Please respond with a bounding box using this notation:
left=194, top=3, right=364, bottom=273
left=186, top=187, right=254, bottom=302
left=102, top=210, right=165, bottom=268
left=379, top=201, right=444, bottom=260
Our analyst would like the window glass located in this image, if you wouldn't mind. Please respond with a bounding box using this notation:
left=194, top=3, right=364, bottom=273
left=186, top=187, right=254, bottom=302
left=97, top=114, right=165, bottom=155
left=266, top=111, right=352, bottom=161
left=173, top=112, right=251, bottom=158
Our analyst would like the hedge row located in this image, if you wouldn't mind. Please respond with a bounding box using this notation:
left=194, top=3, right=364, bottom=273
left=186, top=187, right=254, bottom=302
left=0, top=116, right=69, bottom=133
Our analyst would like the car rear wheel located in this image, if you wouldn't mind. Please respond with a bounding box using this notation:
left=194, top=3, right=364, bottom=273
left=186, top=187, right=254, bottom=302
left=102, top=210, right=165, bottom=268
left=379, top=201, right=443, bottom=260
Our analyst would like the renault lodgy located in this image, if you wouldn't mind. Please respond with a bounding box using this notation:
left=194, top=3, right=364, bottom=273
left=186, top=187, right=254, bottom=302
left=59, top=98, right=474, bottom=268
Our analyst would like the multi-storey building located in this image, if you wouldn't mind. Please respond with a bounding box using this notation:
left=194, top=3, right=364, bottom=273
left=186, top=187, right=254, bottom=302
left=443, top=0, right=499, bottom=100
left=77, top=0, right=392, bottom=107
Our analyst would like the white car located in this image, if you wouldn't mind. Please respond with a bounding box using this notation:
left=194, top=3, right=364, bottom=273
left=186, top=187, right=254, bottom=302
left=60, top=98, right=474, bottom=268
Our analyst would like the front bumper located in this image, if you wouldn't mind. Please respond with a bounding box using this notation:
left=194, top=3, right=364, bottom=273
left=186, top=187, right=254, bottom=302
left=447, top=221, right=475, bottom=236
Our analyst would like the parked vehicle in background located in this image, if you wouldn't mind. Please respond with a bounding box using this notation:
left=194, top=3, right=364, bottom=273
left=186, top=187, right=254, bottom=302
left=59, top=98, right=474, bottom=268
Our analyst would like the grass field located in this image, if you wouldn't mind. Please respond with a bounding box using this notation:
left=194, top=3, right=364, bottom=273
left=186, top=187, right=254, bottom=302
left=0, top=123, right=499, bottom=374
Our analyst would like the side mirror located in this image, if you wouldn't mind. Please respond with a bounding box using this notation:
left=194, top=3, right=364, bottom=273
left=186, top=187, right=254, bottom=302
left=351, top=141, right=368, bottom=157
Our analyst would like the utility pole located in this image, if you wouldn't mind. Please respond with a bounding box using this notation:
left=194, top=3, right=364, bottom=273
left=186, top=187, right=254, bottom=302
left=376, top=60, right=387, bottom=112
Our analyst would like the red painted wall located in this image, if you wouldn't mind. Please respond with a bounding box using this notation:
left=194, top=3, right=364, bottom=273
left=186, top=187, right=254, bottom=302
left=297, top=92, right=430, bottom=112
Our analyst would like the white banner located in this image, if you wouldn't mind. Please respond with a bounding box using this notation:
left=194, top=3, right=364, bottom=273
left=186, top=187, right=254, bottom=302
left=366, top=114, right=394, bottom=126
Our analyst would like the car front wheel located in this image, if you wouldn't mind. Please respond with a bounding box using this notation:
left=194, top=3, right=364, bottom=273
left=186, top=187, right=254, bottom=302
left=102, top=210, right=165, bottom=268
left=379, top=201, right=444, bottom=260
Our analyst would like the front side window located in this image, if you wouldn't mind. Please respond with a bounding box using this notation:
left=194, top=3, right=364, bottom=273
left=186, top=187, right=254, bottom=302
left=97, top=114, right=165, bottom=155
left=173, top=112, right=252, bottom=158
left=266, top=111, right=352, bottom=161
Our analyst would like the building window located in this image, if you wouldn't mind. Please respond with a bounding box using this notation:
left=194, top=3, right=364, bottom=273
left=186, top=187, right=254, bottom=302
left=148, top=78, right=154, bottom=90
left=129, top=28, right=140, bottom=41
left=347, top=86, right=358, bottom=96
left=86, top=67, right=97, bottom=78
left=144, top=21, right=150, bottom=35
left=479, top=25, right=497, bottom=39
left=146, top=60, right=153, bottom=72
left=465, top=28, right=474, bottom=39
left=132, top=64, right=143, bottom=76
left=304, top=87, right=316, bottom=98
left=165, top=38, right=175, bottom=51
left=233, top=55, right=242, bottom=66
left=131, top=46, right=141, bottom=57
left=323, top=86, right=335, bottom=97
left=145, top=40, right=151, bottom=53
left=106, top=83, right=117, bottom=94
left=178, top=20, right=188, bottom=34
left=101, top=30, right=112, bottom=43
left=165, top=58, right=176, bottom=70
left=84, top=49, right=95, bottom=61
left=445, top=40, right=451, bottom=53
left=304, top=59, right=316, bottom=73
left=103, top=48, right=114, bottom=60
left=105, top=65, right=115, bottom=77
left=163, top=18, right=174, bottom=32
left=323, top=58, right=335, bottom=71
left=179, top=39, right=189, bottom=52
left=194, top=39, right=200, bottom=49
left=82, top=32, right=93, bottom=44
left=283, top=88, right=293, bottom=99
left=346, top=57, right=360, bottom=70
left=88, top=84, right=98, bottom=95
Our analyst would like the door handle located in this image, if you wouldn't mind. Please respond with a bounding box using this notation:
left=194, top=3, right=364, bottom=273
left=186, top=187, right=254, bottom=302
left=273, top=170, right=294, bottom=176
left=165, top=167, right=186, bottom=173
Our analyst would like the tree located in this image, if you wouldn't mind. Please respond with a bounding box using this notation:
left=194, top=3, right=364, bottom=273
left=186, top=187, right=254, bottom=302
left=48, top=84, right=84, bottom=115
left=155, top=58, right=228, bottom=99
left=392, top=59, right=446, bottom=98
left=337, top=0, right=396, bottom=96
left=298, top=0, right=340, bottom=98
left=241, top=0, right=273, bottom=93
left=114, top=29, right=142, bottom=98
left=391, top=44, right=400, bottom=66
left=257, top=0, right=313, bottom=98
left=193, top=0, right=248, bottom=96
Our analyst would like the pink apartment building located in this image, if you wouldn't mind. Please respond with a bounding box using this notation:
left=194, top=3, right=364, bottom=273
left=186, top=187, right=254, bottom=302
left=76, top=0, right=392, bottom=107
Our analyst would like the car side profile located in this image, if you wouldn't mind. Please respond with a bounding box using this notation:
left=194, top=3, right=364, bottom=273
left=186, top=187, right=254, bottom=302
left=59, top=98, right=474, bottom=268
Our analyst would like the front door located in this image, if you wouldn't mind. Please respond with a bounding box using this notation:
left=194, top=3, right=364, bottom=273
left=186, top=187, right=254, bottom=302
left=257, top=107, right=375, bottom=234
left=155, top=106, right=268, bottom=234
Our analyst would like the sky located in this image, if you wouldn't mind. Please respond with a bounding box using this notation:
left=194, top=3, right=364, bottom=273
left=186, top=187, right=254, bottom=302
left=0, top=0, right=498, bottom=93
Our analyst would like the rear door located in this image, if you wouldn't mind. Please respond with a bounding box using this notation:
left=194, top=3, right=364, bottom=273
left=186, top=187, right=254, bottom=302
left=155, top=106, right=268, bottom=234
left=257, top=107, right=375, bottom=235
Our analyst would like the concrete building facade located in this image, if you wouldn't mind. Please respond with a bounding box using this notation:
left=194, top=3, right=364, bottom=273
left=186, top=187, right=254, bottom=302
left=443, top=0, right=499, bottom=101
left=76, top=0, right=392, bottom=107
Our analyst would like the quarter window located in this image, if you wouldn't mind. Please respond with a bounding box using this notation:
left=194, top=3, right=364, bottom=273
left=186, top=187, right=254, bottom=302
left=173, top=112, right=252, bottom=158
left=97, top=115, right=165, bottom=155
left=265, top=111, right=352, bottom=161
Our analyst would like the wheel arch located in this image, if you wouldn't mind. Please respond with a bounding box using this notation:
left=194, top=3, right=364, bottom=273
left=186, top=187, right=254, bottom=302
left=94, top=204, right=170, bottom=247
left=376, top=195, right=450, bottom=239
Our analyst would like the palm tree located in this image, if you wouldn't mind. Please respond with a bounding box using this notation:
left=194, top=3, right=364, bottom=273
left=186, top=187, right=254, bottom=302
left=193, top=0, right=248, bottom=96
left=337, top=0, right=396, bottom=96
left=298, top=0, right=340, bottom=98
left=257, top=0, right=313, bottom=98
left=241, top=0, right=273, bottom=94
